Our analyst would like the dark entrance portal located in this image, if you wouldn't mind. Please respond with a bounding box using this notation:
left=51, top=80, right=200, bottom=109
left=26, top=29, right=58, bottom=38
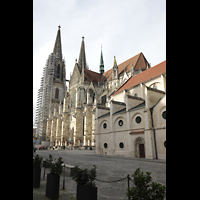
left=139, top=144, right=145, bottom=158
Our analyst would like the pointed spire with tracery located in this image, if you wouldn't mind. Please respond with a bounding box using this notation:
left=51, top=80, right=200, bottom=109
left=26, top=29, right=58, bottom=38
left=99, top=45, right=104, bottom=75
left=78, top=36, right=87, bottom=69
left=112, top=56, right=118, bottom=79
left=53, top=25, right=62, bottom=60
left=113, top=56, right=117, bottom=67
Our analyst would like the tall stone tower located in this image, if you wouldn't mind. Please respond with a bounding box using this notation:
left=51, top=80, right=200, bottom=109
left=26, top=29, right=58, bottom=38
left=35, top=26, right=66, bottom=142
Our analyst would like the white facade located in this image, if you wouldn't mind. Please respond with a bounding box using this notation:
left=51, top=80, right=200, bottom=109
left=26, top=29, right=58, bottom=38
left=95, top=62, right=166, bottom=160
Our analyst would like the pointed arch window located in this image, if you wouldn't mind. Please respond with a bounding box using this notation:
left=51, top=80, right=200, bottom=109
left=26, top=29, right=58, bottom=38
left=61, top=66, right=63, bottom=81
left=55, top=88, right=59, bottom=99
left=114, top=69, right=116, bottom=77
left=153, top=84, right=157, bottom=89
left=57, top=64, right=60, bottom=78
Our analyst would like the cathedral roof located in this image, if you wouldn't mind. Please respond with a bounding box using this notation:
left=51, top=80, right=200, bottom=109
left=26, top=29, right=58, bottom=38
left=77, top=51, right=151, bottom=86
left=102, top=52, right=149, bottom=82
left=112, top=60, right=166, bottom=96
left=80, top=67, right=103, bottom=85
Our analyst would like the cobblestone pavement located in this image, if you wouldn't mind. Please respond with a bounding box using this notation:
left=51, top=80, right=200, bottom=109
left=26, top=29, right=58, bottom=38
left=33, top=179, right=76, bottom=200
left=34, top=149, right=166, bottom=200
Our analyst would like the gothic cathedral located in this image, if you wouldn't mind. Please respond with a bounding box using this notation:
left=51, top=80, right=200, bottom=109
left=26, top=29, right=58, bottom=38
left=36, top=26, right=153, bottom=149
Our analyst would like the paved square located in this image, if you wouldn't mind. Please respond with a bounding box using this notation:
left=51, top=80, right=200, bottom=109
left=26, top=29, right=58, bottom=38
left=35, top=149, right=166, bottom=200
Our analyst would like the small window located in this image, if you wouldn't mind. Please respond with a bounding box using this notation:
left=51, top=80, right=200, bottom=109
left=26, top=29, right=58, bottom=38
left=103, top=123, right=107, bottom=129
left=118, top=120, right=123, bottom=126
left=135, top=116, right=141, bottom=124
left=104, top=143, right=108, bottom=148
left=119, top=142, right=124, bottom=148
left=153, top=84, right=157, bottom=89
left=162, top=111, right=166, bottom=119
left=101, top=95, right=106, bottom=105
left=164, top=141, right=166, bottom=148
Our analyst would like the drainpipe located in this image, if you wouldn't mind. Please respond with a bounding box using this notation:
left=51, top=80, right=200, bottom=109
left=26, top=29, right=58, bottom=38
left=149, top=98, right=162, bottom=159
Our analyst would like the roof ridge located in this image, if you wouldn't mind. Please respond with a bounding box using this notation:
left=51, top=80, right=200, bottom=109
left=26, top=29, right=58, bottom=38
left=134, top=52, right=142, bottom=69
left=84, top=68, right=103, bottom=75
left=117, top=52, right=142, bottom=68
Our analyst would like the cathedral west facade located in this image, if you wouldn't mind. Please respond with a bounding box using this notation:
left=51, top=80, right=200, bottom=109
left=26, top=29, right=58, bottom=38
left=35, top=26, right=166, bottom=159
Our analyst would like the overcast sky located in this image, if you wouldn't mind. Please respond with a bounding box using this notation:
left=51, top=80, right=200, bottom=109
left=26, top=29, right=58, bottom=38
left=33, top=0, right=166, bottom=113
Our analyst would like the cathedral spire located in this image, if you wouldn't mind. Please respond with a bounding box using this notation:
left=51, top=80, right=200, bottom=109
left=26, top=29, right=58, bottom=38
left=113, top=56, right=118, bottom=68
left=99, top=45, right=104, bottom=75
left=78, top=36, right=87, bottom=69
left=53, top=25, right=62, bottom=60
left=112, top=56, right=118, bottom=79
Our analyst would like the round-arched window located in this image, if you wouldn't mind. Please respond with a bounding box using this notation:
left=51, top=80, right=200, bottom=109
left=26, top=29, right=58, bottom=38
left=104, top=143, right=108, bottom=148
left=135, top=116, right=142, bottom=124
left=118, top=120, right=123, bottom=126
left=119, top=142, right=124, bottom=148
left=164, top=141, right=166, bottom=148
left=103, top=123, right=107, bottom=129
left=162, top=111, right=166, bottom=119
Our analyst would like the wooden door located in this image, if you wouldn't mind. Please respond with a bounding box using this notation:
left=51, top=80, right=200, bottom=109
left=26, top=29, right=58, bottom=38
left=139, top=144, right=145, bottom=158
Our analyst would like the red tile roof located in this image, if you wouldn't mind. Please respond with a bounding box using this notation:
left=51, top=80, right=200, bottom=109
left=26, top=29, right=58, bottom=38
left=112, top=60, right=166, bottom=96
left=101, top=52, right=149, bottom=82
left=80, top=52, right=150, bottom=86
left=81, top=68, right=103, bottom=85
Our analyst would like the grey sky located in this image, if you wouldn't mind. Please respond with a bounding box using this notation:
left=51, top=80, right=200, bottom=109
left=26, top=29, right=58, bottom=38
left=33, top=0, right=166, bottom=112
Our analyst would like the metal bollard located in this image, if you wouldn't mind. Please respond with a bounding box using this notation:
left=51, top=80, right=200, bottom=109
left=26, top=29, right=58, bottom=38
left=127, top=174, right=130, bottom=200
left=63, top=164, right=65, bottom=190
left=43, top=166, right=46, bottom=180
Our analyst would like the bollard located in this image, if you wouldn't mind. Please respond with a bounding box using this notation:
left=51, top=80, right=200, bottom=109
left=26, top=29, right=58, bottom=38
left=127, top=174, right=130, bottom=200
left=63, top=164, right=65, bottom=190
left=43, top=166, right=46, bottom=180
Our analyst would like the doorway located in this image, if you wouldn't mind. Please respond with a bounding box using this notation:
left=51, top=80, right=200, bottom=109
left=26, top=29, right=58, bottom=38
left=134, top=137, right=145, bottom=158
left=139, top=144, right=145, bottom=158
